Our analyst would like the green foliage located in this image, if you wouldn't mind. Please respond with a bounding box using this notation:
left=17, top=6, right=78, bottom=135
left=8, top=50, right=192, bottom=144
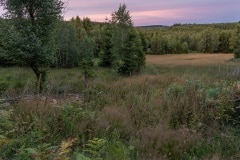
left=0, top=18, right=23, bottom=66
left=48, top=105, right=95, bottom=139
left=0, top=0, right=64, bottom=93
left=165, top=83, right=184, bottom=98
left=0, top=79, right=9, bottom=93
left=165, top=80, right=206, bottom=129
left=117, top=29, right=145, bottom=75
left=111, top=3, right=133, bottom=27
left=81, top=138, right=133, bottom=160
left=1, top=66, right=240, bottom=159
left=164, top=80, right=239, bottom=129
left=79, top=29, right=95, bottom=84
left=76, top=153, right=91, bottom=160
left=84, top=138, right=107, bottom=159
left=70, top=16, right=83, bottom=40
left=233, top=24, right=240, bottom=58
left=206, top=87, right=220, bottom=100
left=110, top=4, right=145, bottom=76
left=138, top=23, right=237, bottom=54
left=217, top=31, right=231, bottom=53
left=0, top=19, right=12, bottom=66
left=16, top=147, right=39, bottom=160
left=54, top=22, right=80, bottom=68
left=107, top=141, right=134, bottom=160
left=83, top=17, right=93, bottom=35
left=199, top=28, right=219, bottom=53
left=99, top=24, right=114, bottom=67
left=0, top=6, right=240, bottom=158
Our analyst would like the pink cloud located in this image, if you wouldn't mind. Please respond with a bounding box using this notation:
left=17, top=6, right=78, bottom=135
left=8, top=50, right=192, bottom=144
left=1, top=0, right=240, bottom=25
left=61, top=0, right=240, bottom=25
left=132, top=8, right=188, bottom=19
left=64, top=11, right=110, bottom=22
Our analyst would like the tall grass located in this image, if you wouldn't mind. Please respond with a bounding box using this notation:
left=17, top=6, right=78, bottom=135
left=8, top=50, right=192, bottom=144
left=0, top=54, right=240, bottom=159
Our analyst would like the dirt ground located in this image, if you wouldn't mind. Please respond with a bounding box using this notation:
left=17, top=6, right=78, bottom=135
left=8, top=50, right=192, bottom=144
left=146, top=53, right=234, bottom=66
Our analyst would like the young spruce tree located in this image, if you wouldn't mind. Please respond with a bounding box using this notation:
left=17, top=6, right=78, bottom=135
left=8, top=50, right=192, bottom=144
left=111, top=3, right=145, bottom=76
left=233, top=24, right=240, bottom=58
left=118, top=29, right=145, bottom=75
left=99, top=24, right=114, bottom=67
left=79, top=29, right=94, bottom=86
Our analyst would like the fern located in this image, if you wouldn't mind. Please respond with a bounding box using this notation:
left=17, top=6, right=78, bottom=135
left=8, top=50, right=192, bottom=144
left=76, top=153, right=91, bottom=160
left=83, top=138, right=106, bottom=159
left=54, top=138, right=78, bottom=160
left=0, top=135, right=11, bottom=147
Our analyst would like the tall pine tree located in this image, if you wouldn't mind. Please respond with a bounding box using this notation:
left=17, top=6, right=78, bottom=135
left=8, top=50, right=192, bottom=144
left=99, top=24, right=114, bottom=67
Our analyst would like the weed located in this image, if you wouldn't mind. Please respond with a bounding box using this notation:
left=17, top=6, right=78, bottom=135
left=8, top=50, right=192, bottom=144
left=1, top=54, right=240, bottom=159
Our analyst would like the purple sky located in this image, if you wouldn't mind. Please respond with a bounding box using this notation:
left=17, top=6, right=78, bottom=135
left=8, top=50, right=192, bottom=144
left=1, top=0, right=240, bottom=26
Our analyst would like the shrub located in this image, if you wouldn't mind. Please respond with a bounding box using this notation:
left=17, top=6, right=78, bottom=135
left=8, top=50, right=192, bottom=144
left=164, top=80, right=240, bottom=129
left=164, top=80, right=206, bottom=129
left=0, top=80, right=9, bottom=93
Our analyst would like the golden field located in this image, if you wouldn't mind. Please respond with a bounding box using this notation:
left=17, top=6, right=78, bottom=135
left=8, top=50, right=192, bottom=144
left=146, top=53, right=235, bottom=66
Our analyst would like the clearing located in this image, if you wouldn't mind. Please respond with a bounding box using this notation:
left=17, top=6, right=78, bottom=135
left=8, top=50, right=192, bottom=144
left=146, top=53, right=234, bottom=66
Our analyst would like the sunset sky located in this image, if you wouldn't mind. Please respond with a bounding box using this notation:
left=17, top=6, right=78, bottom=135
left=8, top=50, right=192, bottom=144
left=1, top=0, right=240, bottom=26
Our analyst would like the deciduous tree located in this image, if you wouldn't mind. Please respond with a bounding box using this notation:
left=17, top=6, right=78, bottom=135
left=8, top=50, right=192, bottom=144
left=233, top=24, right=240, bottom=58
left=0, top=0, right=64, bottom=93
left=54, top=22, right=79, bottom=68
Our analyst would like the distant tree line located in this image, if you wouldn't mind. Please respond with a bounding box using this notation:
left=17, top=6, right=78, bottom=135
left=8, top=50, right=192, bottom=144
left=1, top=2, right=240, bottom=71
left=138, top=23, right=240, bottom=55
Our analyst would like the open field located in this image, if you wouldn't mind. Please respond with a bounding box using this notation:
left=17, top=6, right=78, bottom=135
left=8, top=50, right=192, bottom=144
left=0, top=53, right=240, bottom=159
left=146, top=53, right=235, bottom=66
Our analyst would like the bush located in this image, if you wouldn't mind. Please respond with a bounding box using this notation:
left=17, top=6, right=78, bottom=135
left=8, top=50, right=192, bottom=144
left=164, top=80, right=206, bottom=129
left=0, top=80, right=9, bottom=93
left=164, top=80, right=239, bottom=129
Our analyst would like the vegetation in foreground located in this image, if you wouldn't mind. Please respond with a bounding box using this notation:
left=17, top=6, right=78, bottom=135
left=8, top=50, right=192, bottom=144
left=0, top=0, right=240, bottom=159
left=0, top=54, right=240, bottom=159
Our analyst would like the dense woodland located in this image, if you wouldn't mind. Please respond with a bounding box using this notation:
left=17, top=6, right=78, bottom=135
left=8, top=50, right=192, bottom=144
left=0, top=4, right=145, bottom=71
left=1, top=7, right=240, bottom=70
left=2, top=16, right=240, bottom=67
left=1, top=0, right=240, bottom=159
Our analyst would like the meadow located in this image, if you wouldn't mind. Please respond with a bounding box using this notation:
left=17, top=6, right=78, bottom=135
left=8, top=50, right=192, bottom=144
left=0, top=53, right=240, bottom=160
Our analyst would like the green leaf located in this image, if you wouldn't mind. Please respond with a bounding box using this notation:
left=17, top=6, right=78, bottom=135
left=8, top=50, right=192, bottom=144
left=76, top=153, right=91, bottom=160
left=24, top=148, right=38, bottom=155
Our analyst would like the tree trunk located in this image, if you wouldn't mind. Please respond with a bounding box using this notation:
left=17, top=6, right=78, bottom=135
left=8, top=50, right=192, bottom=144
left=31, top=65, right=46, bottom=94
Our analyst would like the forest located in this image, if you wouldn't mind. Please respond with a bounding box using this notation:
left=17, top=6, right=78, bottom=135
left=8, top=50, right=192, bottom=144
left=0, top=0, right=240, bottom=159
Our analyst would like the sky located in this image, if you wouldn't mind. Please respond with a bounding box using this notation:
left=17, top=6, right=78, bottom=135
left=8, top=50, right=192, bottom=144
left=1, top=0, right=240, bottom=26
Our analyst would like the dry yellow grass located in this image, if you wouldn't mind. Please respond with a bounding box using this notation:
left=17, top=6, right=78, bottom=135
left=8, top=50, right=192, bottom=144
left=146, top=53, right=234, bottom=66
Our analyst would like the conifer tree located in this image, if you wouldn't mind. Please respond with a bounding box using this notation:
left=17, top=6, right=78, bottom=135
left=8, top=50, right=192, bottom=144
left=70, top=16, right=83, bottom=42
left=233, top=24, right=240, bottom=58
left=99, top=24, right=114, bottom=67
left=110, top=3, right=145, bottom=75
left=118, top=29, right=145, bottom=75
left=111, top=3, right=133, bottom=61
left=79, top=29, right=94, bottom=86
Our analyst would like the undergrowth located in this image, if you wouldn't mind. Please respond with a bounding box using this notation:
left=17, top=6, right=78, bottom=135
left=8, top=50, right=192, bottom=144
left=0, top=63, right=240, bottom=159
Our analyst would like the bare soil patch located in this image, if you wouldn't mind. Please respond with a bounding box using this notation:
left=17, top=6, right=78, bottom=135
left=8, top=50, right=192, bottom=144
left=146, top=53, right=234, bottom=66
